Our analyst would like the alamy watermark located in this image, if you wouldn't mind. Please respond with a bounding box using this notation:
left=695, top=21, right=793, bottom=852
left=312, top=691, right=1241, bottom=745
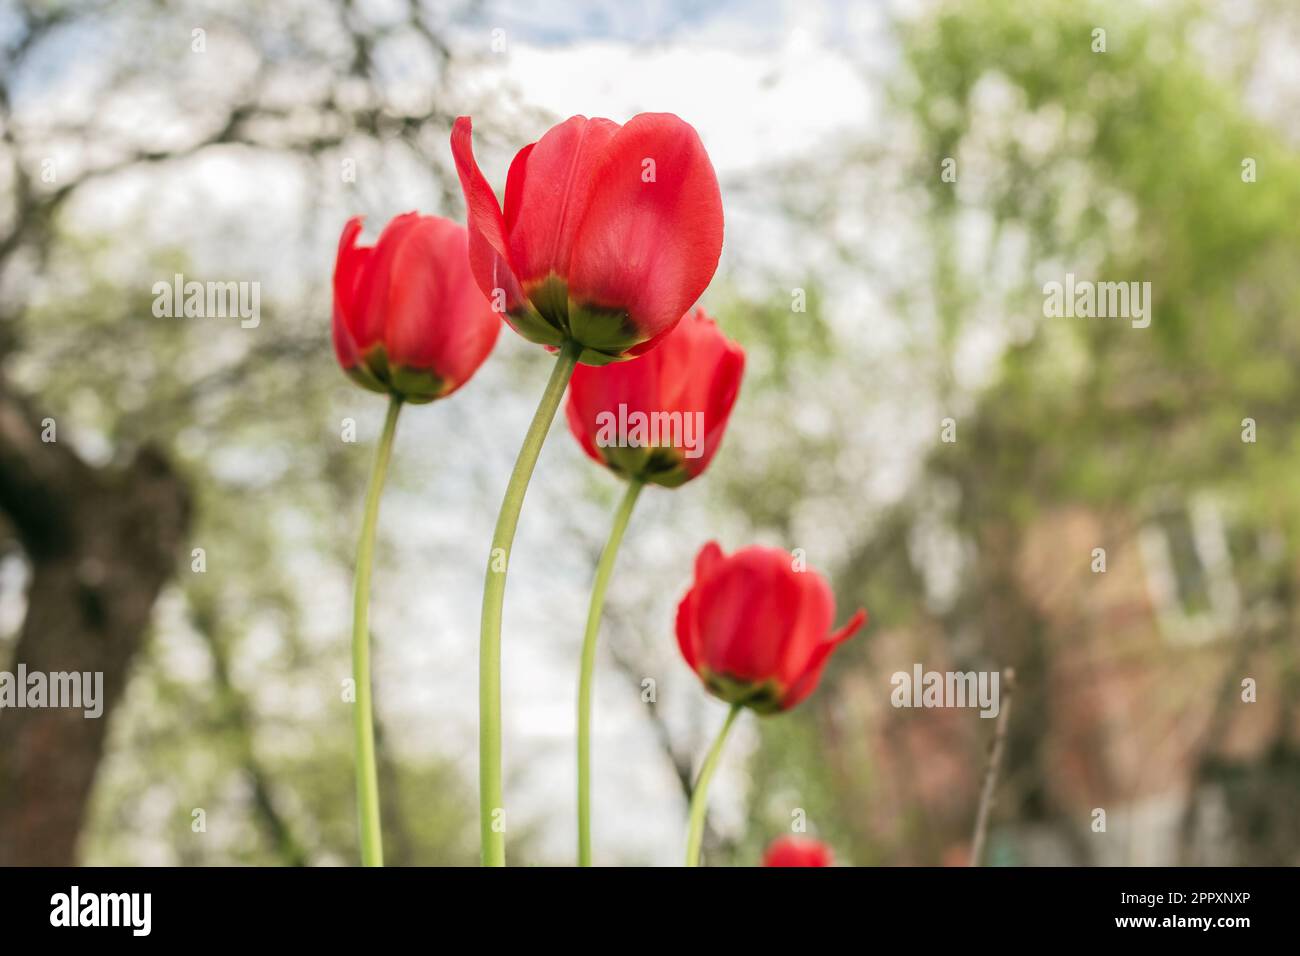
left=1043, top=273, right=1151, bottom=329
left=50, top=886, right=150, bottom=936
left=594, top=404, right=705, bottom=459
left=152, top=273, right=260, bottom=328
left=890, top=664, right=1000, bottom=718
left=0, top=665, right=103, bottom=718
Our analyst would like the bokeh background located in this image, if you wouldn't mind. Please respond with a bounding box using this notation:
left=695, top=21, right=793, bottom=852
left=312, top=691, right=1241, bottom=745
left=2, top=0, right=1298, bottom=866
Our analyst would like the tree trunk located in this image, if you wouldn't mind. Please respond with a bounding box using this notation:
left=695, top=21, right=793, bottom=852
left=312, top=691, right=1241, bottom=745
left=0, top=387, right=190, bottom=865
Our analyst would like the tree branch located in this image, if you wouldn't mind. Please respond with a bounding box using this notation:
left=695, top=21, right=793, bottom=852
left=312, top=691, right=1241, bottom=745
left=971, top=667, right=1016, bottom=866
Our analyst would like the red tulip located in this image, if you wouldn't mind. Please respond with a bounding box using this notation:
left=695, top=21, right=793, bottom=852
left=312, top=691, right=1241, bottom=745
left=564, top=308, right=744, bottom=487
left=332, top=212, right=501, bottom=403
left=450, top=113, right=724, bottom=365
left=675, top=542, right=866, bottom=713
left=762, top=836, right=833, bottom=867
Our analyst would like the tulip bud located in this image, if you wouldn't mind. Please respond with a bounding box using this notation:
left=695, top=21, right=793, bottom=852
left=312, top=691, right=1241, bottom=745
left=565, top=308, right=744, bottom=487
left=332, top=213, right=500, bottom=403
left=451, top=114, right=724, bottom=365
left=675, top=542, right=866, bottom=713
left=762, top=836, right=834, bottom=867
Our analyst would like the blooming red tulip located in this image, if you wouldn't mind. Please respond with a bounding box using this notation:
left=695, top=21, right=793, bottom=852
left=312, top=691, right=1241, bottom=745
left=332, top=212, right=500, bottom=403
left=675, top=542, right=866, bottom=713
left=564, top=307, right=744, bottom=487
left=450, top=113, right=723, bottom=365
left=762, top=836, right=833, bottom=867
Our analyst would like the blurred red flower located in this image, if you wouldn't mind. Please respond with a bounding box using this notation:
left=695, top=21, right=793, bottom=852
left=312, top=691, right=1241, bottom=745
left=762, top=836, right=834, bottom=867
left=332, top=213, right=500, bottom=403
left=451, top=113, right=723, bottom=365
left=565, top=307, right=744, bottom=487
left=675, top=542, right=867, bottom=713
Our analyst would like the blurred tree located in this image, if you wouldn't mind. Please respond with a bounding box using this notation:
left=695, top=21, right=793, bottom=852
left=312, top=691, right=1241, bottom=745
left=723, top=0, right=1300, bottom=865
left=0, top=0, right=516, bottom=865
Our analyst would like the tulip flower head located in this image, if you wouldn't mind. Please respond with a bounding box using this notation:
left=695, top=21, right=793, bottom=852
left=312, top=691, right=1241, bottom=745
left=332, top=213, right=501, bottom=403
left=762, top=836, right=834, bottom=867
left=451, top=113, right=724, bottom=365
left=675, top=542, right=866, bottom=713
left=565, top=307, right=744, bottom=487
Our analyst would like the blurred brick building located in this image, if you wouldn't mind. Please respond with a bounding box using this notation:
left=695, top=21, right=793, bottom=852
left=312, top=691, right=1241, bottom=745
left=828, top=498, right=1299, bottom=865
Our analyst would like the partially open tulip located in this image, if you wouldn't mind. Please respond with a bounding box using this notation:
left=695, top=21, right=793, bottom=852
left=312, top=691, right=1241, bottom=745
left=332, top=213, right=500, bottom=403
left=675, top=543, right=867, bottom=713
left=762, top=836, right=834, bottom=867
left=565, top=308, right=744, bottom=487
left=451, top=113, right=724, bottom=365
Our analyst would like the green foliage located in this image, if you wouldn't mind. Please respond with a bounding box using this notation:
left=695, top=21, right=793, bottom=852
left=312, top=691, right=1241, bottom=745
left=902, top=0, right=1300, bottom=521
left=732, top=0, right=1300, bottom=864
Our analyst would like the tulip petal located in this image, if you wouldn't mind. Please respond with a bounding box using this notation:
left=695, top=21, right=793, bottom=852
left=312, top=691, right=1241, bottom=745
left=781, top=608, right=866, bottom=711
left=451, top=117, right=526, bottom=311
left=354, top=211, right=422, bottom=353
left=502, top=142, right=534, bottom=234
left=566, top=339, right=663, bottom=463
left=564, top=308, right=744, bottom=483
left=563, top=383, right=608, bottom=468
left=671, top=540, right=865, bottom=714
left=763, top=836, right=833, bottom=867
left=332, top=216, right=371, bottom=367
left=674, top=588, right=701, bottom=673
left=620, top=319, right=677, bottom=359
left=830, top=608, right=868, bottom=646
left=332, top=218, right=388, bottom=394
left=694, top=343, right=744, bottom=473
left=384, top=218, right=501, bottom=395
left=694, top=540, right=726, bottom=582
left=506, top=115, right=620, bottom=289
left=675, top=540, right=727, bottom=675
left=382, top=217, right=443, bottom=371
left=663, top=310, right=745, bottom=476
left=776, top=566, right=835, bottom=687
left=566, top=113, right=723, bottom=343
left=701, top=547, right=803, bottom=684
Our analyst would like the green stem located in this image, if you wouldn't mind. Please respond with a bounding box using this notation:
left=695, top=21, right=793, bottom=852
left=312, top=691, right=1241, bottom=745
left=685, top=704, right=742, bottom=867
left=480, top=339, right=582, bottom=866
left=351, top=394, right=402, bottom=867
left=577, top=477, right=645, bottom=866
